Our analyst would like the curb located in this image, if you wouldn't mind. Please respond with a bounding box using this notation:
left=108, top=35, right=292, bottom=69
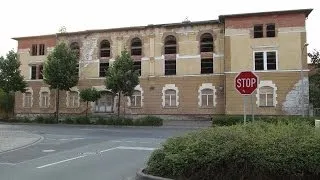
left=136, top=168, right=173, bottom=180
left=0, top=133, right=44, bottom=155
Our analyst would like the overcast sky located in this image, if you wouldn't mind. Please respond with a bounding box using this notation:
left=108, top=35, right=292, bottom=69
left=0, top=0, right=318, bottom=57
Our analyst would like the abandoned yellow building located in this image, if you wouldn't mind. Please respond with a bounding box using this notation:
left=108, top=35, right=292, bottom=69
left=13, top=9, right=312, bottom=118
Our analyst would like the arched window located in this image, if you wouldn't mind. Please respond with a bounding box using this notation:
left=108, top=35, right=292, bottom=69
left=259, top=86, right=274, bottom=107
left=164, top=35, right=177, bottom=54
left=40, top=91, right=50, bottom=108
left=70, top=42, right=80, bottom=58
left=200, top=33, right=214, bottom=52
left=100, top=40, right=110, bottom=58
left=131, top=38, right=142, bottom=56
left=131, top=90, right=142, bottom=107
left=201, top=88, right=214, bottom=107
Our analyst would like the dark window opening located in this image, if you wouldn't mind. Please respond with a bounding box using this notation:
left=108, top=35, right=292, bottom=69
left=266, top=24, right=276, bottom=37
left=39, top=65, right=43, bottom=79
left=133, top=61, right=141, bottom=76
left=75, top=63, right=79, bottom=77
left=70, top=42, right=80, bottom=59
left=31, top=44, right=37, bottom=56
left=31, top=66, right=37, bottom=79
left=99, top=62, right=109, bottom=77
left=201, top=59, right=213, bottom=74
left=254, top=25, right=263, bottom=38
left=267, top=51, right=276, bottom=70
left=131, top=38, right=142, bottom=56
left=200, top=33, right=214, bottom=52
left=100, top=40, right=110, bottom=58
left=39, top=44, right=45, bottom=55
left=165, top=60, right=176, bottom=75
left=164, top=35, right=177, bottom=54
left=254, top=52, right=264, bottom=70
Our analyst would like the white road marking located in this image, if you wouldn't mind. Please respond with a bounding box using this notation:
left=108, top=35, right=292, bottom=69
left=117, top=146, right=156, bottom=151
left=72, top=138, right=85, bottom=140
left=99, top=147, right=119, bottom=153
left=36, top=155, right=87, bottom=169
left=0, top=162, right=16, bottom=166
left=42, top=149, right=56, bottom=153
left=111, top=140, right=122, bottom=143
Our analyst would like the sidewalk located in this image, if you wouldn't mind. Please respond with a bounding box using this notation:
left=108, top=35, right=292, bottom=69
left=0, top=131, right=42, bottom=153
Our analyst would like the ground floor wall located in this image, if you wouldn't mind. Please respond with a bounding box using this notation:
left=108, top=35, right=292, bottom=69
left=14, top=72, right=309, bottom=117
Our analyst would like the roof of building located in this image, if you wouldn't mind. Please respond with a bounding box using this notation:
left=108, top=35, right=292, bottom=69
left=219, top=8, right=313, bottom=22
left=12, top=20, right=219, bottom=40
left=12, top=34, right=56, bottom=40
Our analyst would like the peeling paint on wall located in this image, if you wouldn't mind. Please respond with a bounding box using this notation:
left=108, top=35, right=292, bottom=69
left=282, top=77, right=309, bottom=115
left=81, top=35, right=98, bottom=62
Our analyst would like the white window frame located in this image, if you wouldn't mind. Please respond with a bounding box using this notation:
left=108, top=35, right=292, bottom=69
left=127, top=85, right=144, bottom=108
left=66, top=87, right=80, bottom=108
left=23, top=88, right=33, bottom=108
left=198, top=83, right=217, bottom=107
left=253, top=50, right=278, bottom=71
left=162, top=84, right=179, bottom=107
left=39, top=87, right=50, bottom=108
left=256, top=80, right=278, bottom=107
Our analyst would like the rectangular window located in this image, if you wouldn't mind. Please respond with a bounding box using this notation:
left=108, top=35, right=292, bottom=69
left=31, top=44, right=38, bottom=56
left=165, top=94, right=176, bottom=107
left=259, top=93, right=274, bottom=107
left=69, top=91, right=79, bottom=107
left=133, top=61, right=141, bottom=76
left=165, top=60, right=176, bottom=75
left=201, top=58, right=213, bottom=74
left=254, top=25, right=263, bottom=38
left=24, top=92, right=32, bottom=108
left=131, top=47, right=142, bottom=56
left=99, top=62, right=109, bottom=77
left=254, top=51, right=277, bottom=71
left=266, top=24, right=276, bottom=37
left=39, top=44, right=45, bottom=55
left=39, top=65, right=43, bottom=79
left=41, top=92, right=49, bottom=108
left=31, top=66, right=37, bottom=79
left=76, top=63, right=79, bottom=77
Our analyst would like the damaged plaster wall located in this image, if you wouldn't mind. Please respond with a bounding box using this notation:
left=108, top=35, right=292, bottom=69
left=282, top=77, right=309, bottom=115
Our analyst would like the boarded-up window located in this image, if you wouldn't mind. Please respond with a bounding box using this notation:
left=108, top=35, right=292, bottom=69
left=201, top=88, right=214, bottom=107
left=165, top=89, right=176, bottom=107
left=259, top=86, right=274, bottom=107
left=24, top=92, right=32, bottom=108
left=131, top=90, right=141, bottom=107
left=41, top=92, right=49, bottom=108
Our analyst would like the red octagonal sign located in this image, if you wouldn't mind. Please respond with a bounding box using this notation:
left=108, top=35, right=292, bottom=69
left=235, top=71, right=259, bottom=95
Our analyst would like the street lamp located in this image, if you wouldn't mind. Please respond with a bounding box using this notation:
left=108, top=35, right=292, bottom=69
left=301, top=42, right=309, bottom=117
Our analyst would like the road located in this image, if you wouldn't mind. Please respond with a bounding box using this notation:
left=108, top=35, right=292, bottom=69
left=0, top=124, right=198, bottom=180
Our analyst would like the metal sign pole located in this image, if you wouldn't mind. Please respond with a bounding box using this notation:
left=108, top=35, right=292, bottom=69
left=251, top=93, right=254, bottom=121
left=243, top=95, right=246, bottom=124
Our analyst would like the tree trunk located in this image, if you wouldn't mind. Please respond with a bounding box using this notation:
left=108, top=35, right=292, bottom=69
left=56, top=89, right=60, bottom=123
left=86, top=101, right=89, bottom=117
left=123, top=96, right=126, bottom=118
left=4, top=92, right=9, bottom=120
left=12, top=92, right=15, bottom=118
left=117, top=92, right=121, bottom=117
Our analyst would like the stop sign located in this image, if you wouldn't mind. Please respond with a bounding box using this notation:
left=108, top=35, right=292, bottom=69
left=235, top=71, right=259, bottom=95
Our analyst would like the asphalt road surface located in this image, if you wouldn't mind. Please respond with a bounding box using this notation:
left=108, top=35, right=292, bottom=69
left=0, top=124, right=199, bottom=180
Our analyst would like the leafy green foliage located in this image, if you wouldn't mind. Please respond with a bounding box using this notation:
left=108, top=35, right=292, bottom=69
left=135, top=116, right=163, bottom=126
left=146, top=122, right=320, bottom=179
left=0, top=50, right=27, bottom=93
left=43, top=42, right=79, bottom=90
left=212, top=115, right=315, bottom=126
left=0, top=90, right=14, bottom=117
left=94, top=116, right=163, bottom=126
left=105, top=50, right=139, bottom=116
left=309, top=49, right=320, bottom=108
left=34, top=116, right=56, bottom=124
left=79, top=88, right=101, bottom=117
left=63, top=117, right=74, bottom=124
left=74, top=116, right=91, bottom=124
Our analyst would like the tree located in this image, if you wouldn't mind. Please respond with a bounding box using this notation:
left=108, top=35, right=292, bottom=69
left=308, top=49, right=320, bottom=108
left=80, top=88, right=101, bottom=117
left=105, top=50, right=139, bottom=117
left=43, top=42, right=79, bottom=122
left=0, top=50, right=27, bottom=118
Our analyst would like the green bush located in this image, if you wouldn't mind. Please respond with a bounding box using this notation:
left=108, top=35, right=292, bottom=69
left=122, top=117, right=133, bottom=126
left=212, top=115, right=316, bottom=126
left=35, top=116, right=45, bottom=123
left=146, top=122, right=320, bottom=180
left=95, top=116, right=106, bottom=125
left=74, top=116, right=91, bottom=124
left=64, top=117, right=74, bottom=124
left=22, top=117, right=31, bottom=123
left=43, top=116, right=56, bottom=124
left=135, top=116, right=163, bottom=126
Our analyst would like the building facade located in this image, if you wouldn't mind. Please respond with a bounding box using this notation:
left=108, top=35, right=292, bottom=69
left=13, top=9, right=312, bottom=118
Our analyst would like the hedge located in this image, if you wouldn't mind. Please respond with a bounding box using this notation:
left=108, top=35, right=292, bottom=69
left=212, top=115, right=317, bottom=126
left=95, top=115, right=163, bottom=126
left=146, top=121, right=320, bottom=180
